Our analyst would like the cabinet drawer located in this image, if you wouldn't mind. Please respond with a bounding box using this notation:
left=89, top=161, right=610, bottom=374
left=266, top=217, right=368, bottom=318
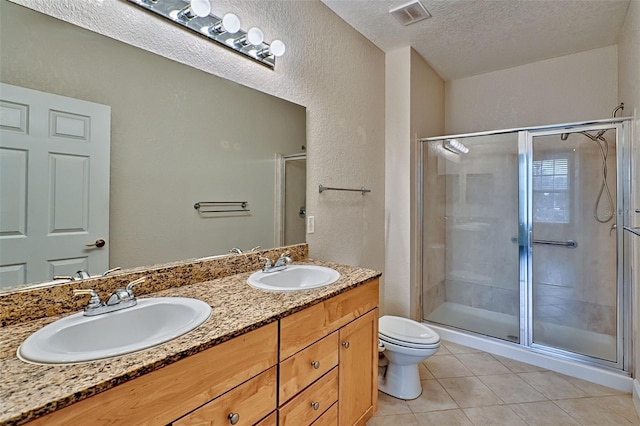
left=28, top=323, right=278, bottom=426
left=311, top=402, right=337, bottom=426
left=256, top=412, right=277, bottom=426
left=174, top=366, right=277, bottom=426
left=279, top=368, right=338, bottom=426
left=279, top=331, right=338, bottom=403
left=280, top=279, right=379, bottom=359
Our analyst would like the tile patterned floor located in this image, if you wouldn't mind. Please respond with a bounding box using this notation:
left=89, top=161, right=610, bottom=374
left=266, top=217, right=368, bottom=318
left=367, top=341, right=640, bottom=425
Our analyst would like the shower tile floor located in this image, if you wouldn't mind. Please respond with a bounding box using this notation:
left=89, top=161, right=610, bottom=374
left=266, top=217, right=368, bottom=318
left=367, top=340, right=640, bottom=425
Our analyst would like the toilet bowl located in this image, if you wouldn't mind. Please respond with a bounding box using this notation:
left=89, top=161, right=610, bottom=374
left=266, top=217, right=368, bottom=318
left=378, top=315, right=440, bottom=400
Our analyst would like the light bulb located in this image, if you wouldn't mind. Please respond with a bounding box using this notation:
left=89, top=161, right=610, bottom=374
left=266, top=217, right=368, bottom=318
left=221, top=13, right=241, bottom=34
left=190, top=0, right=211, bottom=17
left=246, top=27, right=264, bottom=46
left=270, top=40, right=286, bottom=57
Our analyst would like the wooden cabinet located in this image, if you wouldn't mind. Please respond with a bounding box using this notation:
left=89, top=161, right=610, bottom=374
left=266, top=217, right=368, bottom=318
left=338, top=308, right=378, bottom=426
left=174, top=366, right=277, bottom=425
left=26, top=279, right=379, bottom=426
left=28, top=323, right=278, bottom=426
left=279, top=279, right=379, bottom=426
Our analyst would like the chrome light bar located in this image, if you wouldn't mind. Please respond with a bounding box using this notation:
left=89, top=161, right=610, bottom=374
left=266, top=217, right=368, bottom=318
left=126, top=0, right=285, bottom=69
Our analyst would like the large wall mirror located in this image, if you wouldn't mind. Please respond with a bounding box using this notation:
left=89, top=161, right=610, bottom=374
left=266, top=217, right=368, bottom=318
left=0, top=1, right=307, bottom=292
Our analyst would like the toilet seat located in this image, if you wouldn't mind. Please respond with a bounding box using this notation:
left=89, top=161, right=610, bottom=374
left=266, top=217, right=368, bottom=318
left=379, top=333, right=439, bottom=349
left=379, top=316, right=440, bottom=346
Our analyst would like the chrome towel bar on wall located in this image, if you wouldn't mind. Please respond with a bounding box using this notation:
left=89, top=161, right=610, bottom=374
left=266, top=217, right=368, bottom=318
left=194, top=201, right=249, bottom=213
left=318, top=184, right=371, bottom=195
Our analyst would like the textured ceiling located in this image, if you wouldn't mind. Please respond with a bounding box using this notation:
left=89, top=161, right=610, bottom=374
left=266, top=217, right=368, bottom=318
left=321, top=0, right=631, bottom=80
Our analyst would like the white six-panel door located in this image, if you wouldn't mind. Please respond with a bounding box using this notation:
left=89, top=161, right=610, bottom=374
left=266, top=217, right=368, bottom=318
left=0, top=83, right=110, bottom=287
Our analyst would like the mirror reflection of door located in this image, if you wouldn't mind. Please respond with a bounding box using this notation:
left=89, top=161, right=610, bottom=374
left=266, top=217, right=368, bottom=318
left=0, top=83, right=110, bottom=287
left=283, top=155, right=306, bottom=246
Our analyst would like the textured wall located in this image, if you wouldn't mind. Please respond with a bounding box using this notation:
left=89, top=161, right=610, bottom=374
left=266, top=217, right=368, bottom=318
left=617, top=0, right=640, bottom=403
left=445, top=46, right=618, bottom=134
left=8, top=1, right=386, bottom=276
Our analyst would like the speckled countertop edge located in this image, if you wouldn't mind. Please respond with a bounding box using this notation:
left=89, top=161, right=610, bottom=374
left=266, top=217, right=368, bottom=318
left=0, top=259, right=381, bottom=426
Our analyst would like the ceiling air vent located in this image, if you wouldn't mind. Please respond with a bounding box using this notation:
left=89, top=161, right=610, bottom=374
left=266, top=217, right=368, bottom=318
left=390, top=0, right=431, bottom=26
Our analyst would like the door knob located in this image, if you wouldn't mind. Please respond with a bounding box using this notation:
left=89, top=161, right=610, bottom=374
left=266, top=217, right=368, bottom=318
left=86, top=239, right=106, bottom=248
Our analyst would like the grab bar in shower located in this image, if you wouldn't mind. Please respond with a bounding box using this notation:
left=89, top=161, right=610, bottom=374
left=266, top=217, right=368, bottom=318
left=534, top=239, right=578, bottom=249
left=510, top=237, right=577, bottom=248
left=318, top=184, right=371, bottom=194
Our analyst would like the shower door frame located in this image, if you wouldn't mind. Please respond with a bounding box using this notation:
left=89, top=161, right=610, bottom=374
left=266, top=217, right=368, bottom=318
left=419, top=117, right=633, bottom=373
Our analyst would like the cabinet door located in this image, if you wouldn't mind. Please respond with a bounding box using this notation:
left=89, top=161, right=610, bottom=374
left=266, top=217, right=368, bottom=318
left=338, top=308, right=378, bottom=426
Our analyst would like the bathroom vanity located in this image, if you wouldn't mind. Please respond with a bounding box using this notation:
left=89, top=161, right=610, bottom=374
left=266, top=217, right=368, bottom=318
left=0, top=247, right=380, bottom=426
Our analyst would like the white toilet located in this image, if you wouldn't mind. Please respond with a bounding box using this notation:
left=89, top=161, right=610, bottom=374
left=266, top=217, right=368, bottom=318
left=378, top=315, right=440, bottom=400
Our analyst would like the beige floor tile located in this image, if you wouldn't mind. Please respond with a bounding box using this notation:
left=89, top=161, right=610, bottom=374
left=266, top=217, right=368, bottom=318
left=375, top=391, right=412, bottom=416
left=435, top=342, right=451, bottom=355
left=559, top=374, right=628, bottom=397
left=442, top=341, right=481, bottom=354
left=366, top=413, right=418, bottom=426
left=509, top=401, right=580, bottom=425
left=493, top=354, right=548, bottom=373
left=414, top=409, right=473, bottom=426
left=517, top=371, right=589, bottom=400
left=478, top=373, right=547, bottom=404
left=406, top=379, right=459, bottom=413
left=455, top=352, right=511, bottom=376
left=462, top=405, right=527, bottom=426
left=438, top=376, right=503, bottom=408
left=554, top=395, right=640, bottom=424
left=424, top=355, right=474, bottom=378
left=418, top=362, right=435, bottom=380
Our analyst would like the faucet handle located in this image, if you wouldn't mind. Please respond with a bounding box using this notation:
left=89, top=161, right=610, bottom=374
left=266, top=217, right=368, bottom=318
left=73, top=289, right=102, bottom=309
left=102, top=267, right=122, bottom=276
left=126, top=276, right=147, bottom=296
left=261, top=256, right=273, bottom=270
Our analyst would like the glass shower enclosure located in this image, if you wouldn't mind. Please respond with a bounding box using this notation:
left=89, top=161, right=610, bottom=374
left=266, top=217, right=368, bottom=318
left=420, top=118, right=632, bottom=371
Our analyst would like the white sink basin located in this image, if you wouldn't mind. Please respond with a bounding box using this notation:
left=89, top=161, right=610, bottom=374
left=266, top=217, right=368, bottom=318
left=248, top=265, right=340, bottom=291
left=18, top=297, right=212, bottom=365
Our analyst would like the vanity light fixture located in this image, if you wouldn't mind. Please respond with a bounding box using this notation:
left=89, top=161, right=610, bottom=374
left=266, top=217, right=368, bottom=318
left=127, top=0, right=286, bottom=69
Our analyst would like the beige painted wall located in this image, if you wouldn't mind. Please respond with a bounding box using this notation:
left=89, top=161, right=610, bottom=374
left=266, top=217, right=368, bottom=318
left=9, top=1, right=386, bottom=277
left=445, top=46, right=618, bottom=134
left=617, top=0, right=640, bottom=398
left=385, top=47, right=444, bottom=317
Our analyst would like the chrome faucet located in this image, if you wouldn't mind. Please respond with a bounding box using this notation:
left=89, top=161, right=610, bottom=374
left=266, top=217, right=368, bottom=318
left=229, top=246, right=261, bottom=254
left=53, top=269, right=91, bottom=281
left=262, top=252, right=292, bottom=273
left=74, top=277, right=147, bottom=316
left=75, top=269, right=91, bottom=280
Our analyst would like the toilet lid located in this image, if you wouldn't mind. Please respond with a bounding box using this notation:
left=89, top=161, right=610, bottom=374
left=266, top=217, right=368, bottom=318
left=379, top=333, right=440, bottom=349
left=379, top=316, right=440, bottom=345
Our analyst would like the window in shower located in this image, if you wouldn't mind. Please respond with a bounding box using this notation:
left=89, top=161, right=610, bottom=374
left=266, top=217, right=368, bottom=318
left=533, top=157, right=570, bottom=224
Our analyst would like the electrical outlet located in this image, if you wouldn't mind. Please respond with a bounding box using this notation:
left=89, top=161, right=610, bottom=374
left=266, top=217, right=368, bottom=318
left=307, top=216, right=315, bottom=234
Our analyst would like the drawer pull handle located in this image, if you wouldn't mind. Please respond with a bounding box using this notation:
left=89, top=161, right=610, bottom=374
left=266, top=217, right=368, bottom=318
left=228, top=412, right=240, bottom=425
left=311, top=401, right=320, bottom=411
left=342, top=341, right=350, bottom=349
left=311, top=360, right=320, bottom=369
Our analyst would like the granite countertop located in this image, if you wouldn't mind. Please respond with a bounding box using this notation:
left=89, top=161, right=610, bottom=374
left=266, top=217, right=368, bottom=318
left=0, top=260, right=381, bottom=426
